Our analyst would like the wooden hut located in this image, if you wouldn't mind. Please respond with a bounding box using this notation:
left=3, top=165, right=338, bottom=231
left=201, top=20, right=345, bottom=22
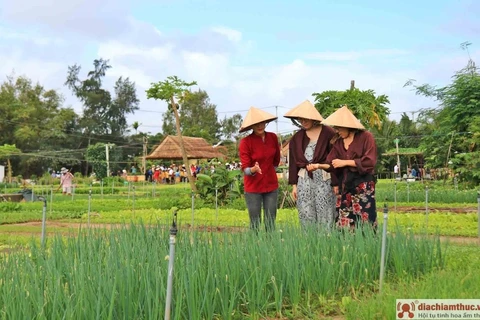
left=382, top=147, right=425, bottom=179
left=280, top=138, right=291, bottom=165
left=382, top=148, right=424, bottom=168
left=146, top=135, right=227, bottom=161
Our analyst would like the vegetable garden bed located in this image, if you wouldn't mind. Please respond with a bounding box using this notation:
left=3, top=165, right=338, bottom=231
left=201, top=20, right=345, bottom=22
left=0, top=179, right=478, bottom=319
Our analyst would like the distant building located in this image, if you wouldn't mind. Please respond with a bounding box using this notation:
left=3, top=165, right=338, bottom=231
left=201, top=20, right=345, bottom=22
left=146, top=135, right=227, bottom=164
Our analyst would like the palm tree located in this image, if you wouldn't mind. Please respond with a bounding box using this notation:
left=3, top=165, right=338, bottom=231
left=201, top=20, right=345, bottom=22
left=132, top=121, right=140, bottom=134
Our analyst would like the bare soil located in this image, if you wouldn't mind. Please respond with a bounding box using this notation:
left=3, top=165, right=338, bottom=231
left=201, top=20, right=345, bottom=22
left=394, top=206, right=478, bottom=214
left=3, top=221, right=479, bottom=245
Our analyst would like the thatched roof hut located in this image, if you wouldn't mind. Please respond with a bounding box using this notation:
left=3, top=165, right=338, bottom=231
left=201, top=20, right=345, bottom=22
left=146, top=135, right=226, bottom=160
left=281, top=138, right=290, bottom=158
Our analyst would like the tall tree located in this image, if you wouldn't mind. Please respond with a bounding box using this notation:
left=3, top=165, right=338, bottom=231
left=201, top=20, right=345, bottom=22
left=161, top=89, right=221, bottom=143
left=146, top=76, right=198, bottom=192
left=0, top=74, right=81, bottom=177
left=132, top=121, right=140, bottom=134
left=219, top=114, right=243, bottom=160
left=220, top=114, right=243, bottom=142
left=0, top=144, right=20, bottom=183
left=65, top=59, right=140, bottom=137
left=397, top=113, right=421, bottom=148
left=313, top=85, right=390, bottom=130
left=370, top=118, right=400, bottom=173
left=405, top=56, right=480, bottom=184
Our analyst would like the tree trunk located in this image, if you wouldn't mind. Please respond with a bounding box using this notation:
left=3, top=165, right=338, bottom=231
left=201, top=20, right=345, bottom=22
left=142, top=136, right=147, bottom=175
left=85, top=135, right=91, bottom=176
left=7, top=158, right=12, bottom=183
left=170, top=97, right=197, bottom=192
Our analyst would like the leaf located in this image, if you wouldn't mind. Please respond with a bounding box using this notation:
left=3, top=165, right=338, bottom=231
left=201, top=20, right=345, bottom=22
left=196, top=174, right=213, bottom=185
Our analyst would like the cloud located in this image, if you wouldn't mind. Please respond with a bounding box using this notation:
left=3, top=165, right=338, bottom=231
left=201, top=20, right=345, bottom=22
left=0, top=26, right=65, bottom=46
left=0, top=9, right=476, bottom=135
left=305, top=49, right=409, bottom=61
left=0, top=0, right=133, bottom=39
left=0, top=54, right=66, bottom=91
left=211, top=26, right=242, bottom=43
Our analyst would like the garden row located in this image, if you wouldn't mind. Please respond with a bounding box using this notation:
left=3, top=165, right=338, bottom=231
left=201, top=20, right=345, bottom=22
left=0, top=222, right=448, bottom=319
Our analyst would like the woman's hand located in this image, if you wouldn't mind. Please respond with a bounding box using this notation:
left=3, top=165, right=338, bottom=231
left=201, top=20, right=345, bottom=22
left=332, top=159, right=356, bottom=168
left=307, top=163, right=328, bottom=171
left=332, top=159, right=346, bottom=168
left=291, top=184, right=297, bottom=201
left=251, top=162, right=262, bottom=174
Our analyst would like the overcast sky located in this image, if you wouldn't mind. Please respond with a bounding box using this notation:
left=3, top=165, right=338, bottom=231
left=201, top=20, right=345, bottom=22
left=1, top=0, right=479, bottom=137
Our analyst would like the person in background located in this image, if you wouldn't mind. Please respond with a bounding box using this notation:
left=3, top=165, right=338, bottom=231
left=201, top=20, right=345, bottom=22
left=153, top=166, right=161, bottom=182
left=411, top=167, right=417, bottom=178
left=190, top=164, right=197, bottom=178
left=239, top=106, right=280, bottom=231
left=58, top=167, right=74, bottom=195
left=145, top=166, right=152, bottom=182
left=284, top=100, right=337, bottom=229
left=322, top=106, right=378, bottom=231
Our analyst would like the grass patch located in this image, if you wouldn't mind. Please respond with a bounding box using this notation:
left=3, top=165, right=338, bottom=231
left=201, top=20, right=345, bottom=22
left=344, top=244, right=480, bottom=319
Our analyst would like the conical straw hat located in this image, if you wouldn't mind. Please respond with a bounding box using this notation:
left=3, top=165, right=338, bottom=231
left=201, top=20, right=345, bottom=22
left=239, top=107, right=277, bottom=133
left=321, top=105, right=365, bottom=130
left=283, top=100, right=324, bottom=122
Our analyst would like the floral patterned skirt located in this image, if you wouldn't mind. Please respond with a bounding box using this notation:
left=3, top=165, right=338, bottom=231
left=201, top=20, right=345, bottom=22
left=336, top=181, right=377, bottom=229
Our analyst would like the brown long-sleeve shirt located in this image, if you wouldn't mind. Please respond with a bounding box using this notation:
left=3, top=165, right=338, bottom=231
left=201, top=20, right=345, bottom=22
left=326, top=130, right=377, bottom=188
left=288, top=125, right=337, bottom=185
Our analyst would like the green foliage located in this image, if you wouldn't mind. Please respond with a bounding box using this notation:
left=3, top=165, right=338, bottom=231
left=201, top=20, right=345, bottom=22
left=132, top=121, right=140, bottom=134
left=0, top=144, right=20, bottom=157
left=146, top=76, right=200, bottom=193
left=195, top=166, right=243, bottom=204
left=37, top=172, right=56, bottom=185
left=65, top=58, right=139, bottom=136
left=313, top=87, right=390, bottom=130
left=85, top=143, right=123, bottom=179
left=398, top=112, right=421, bottom=148
left=146, top=76, right=197, bottom=102
left=0, top=202, right=21, bottom=212
left=219, top=113, right=243, bottom=142
left=406, top=58, right=480, bottom=184
left=0, top=75, right=81, bottom=177
left=384, top=147, right=423, bottom=154
left=369, top=119, right=401, bottom=173
left=161, top=90, right=221, bottom=143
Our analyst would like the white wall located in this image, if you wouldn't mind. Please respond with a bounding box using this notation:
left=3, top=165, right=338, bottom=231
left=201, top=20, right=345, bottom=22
left=0, top=165, right=4, bottom=183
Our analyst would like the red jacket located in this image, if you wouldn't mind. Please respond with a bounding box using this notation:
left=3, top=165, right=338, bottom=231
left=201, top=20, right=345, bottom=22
left=239, top=131, right=280, bottom=193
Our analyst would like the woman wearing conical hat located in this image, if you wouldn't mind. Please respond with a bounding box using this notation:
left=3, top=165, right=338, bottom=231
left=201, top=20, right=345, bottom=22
left=239, top=107, right=281, bottom=231
left=58, top=167, right=74, bottom=196
left=284, top=100, right=337, bottom=229
left=322, top=106, right=378, bottom=230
